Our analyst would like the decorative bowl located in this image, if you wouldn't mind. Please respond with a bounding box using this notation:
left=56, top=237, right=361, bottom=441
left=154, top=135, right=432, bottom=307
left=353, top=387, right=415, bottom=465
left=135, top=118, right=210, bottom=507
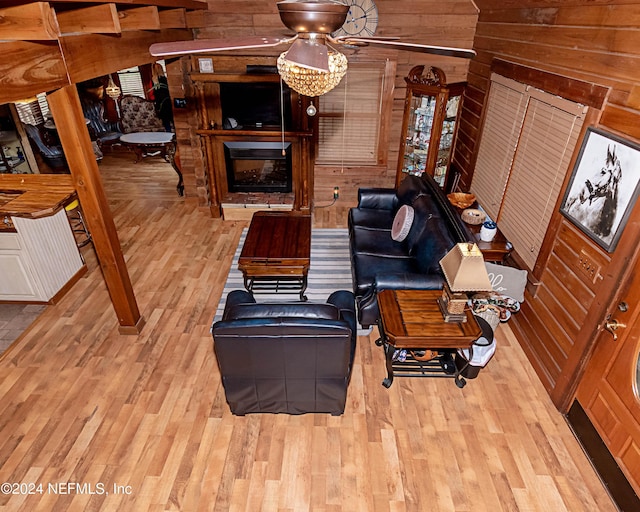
left=461, top=208, right=486, bottom=225
left=447, top=192, right=476, bottom=209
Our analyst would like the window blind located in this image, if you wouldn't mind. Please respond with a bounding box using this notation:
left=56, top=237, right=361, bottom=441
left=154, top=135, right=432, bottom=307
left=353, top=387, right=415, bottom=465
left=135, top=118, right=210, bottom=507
left=498, top=92, right=586, bottom=269
left=471, top=73, right=586, bottom=270
left=117, top=67, right=145, bottom=98
left=15, top=98, right=43, bottom=126
left=471, top=75, right=527, bottom=219
left=317, top=63, right=384, bottom=165
left=37, top=93, right=50, bottom=119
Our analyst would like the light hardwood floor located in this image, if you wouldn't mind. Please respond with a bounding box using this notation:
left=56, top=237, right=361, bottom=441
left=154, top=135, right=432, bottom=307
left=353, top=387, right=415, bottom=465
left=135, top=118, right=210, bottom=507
left=0, top=151, right=616, bottom=511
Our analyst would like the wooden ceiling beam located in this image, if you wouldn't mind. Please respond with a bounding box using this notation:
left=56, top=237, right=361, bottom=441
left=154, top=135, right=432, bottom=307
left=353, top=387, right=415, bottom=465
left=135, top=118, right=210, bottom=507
left=59, top=28, right=192, bottom=83
left=0, top=3, right=59, bottom=40
left=0, top=1, right=200, bottom=104
left=0, top=41, right=68, bottom=104
left=55, top=4, right=121, bottom=35
left=159, top=8, right=187, bottom=29
left=46, top=0, right=206, bottom=8
left=118, top=6, right=160, bottom=31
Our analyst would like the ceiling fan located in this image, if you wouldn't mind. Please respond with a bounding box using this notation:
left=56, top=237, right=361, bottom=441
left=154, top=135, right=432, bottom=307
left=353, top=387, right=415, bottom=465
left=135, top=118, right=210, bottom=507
left=149, top=0, right=476, bottom=96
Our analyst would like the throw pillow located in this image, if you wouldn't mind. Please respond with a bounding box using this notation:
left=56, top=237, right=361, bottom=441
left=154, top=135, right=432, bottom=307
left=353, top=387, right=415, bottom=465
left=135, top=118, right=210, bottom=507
left=485, top=262, right=528, bottom=302
left=391, top=205, right=414, bottom=241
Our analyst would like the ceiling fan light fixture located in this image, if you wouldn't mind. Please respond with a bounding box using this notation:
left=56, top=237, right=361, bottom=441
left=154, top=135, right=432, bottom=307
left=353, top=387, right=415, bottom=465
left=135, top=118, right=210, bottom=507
left=277, top=48, right=348, bottom=97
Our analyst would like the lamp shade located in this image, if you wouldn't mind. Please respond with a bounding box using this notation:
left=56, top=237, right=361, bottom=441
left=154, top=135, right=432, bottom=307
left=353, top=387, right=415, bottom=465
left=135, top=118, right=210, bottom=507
left=439, top=243, right=493, bottom=292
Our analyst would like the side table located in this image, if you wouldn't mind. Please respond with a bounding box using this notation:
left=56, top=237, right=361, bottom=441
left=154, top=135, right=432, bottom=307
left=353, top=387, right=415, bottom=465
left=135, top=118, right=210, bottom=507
left=454, top=204, right=513, bottom=262
left=376, top=289, right=481, bottom=388
left=120, top=132, right=184, bottom=196
left=467, top=222, right=513, bottom=263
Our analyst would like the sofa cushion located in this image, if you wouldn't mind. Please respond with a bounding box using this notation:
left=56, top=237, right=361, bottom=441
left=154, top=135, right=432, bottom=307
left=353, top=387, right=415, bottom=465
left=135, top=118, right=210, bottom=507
left=396, top=175, right=429, bottom=206
left=402, top=195, right=443, bottom=252
left=226, top=303, right=339, bottom=321
left=412, top=217, right=456, bottom=275
left=348, top=207, right=395, bottom=232
left=351, top=253, right=416, bottom=296
left=391, top=205, right=414, bottom=241
left=351, top=226, right=414, bottom=259
left=357, top=188, right=398, bottom=210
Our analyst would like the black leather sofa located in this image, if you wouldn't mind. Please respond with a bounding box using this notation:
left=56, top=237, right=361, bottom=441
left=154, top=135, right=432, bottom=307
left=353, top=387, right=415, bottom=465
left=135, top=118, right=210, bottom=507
left=348, top=174, right=474, bottom=327
left=211, top=290, right=357, bottom=415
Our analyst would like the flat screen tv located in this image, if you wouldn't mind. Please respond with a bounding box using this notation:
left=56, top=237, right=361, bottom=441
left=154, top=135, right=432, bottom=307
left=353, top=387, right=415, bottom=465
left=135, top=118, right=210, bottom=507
left=220, top=82, right=292, bottom=130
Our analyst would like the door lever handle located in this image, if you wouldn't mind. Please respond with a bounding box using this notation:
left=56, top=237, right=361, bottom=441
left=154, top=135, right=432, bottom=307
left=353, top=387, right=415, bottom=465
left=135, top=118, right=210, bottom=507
left=604, top=318, right=627, bottom=341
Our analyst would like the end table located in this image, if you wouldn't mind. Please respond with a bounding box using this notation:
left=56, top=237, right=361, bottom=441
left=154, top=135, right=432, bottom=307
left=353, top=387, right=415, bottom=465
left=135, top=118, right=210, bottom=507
left=376, top=289, right=481, bottom=388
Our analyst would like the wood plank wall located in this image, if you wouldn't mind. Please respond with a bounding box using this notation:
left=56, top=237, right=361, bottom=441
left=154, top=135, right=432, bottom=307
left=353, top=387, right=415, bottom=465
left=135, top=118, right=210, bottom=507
left=179, top=0, right=479, bottom=206
left=455, top=0, right=640, bottom=409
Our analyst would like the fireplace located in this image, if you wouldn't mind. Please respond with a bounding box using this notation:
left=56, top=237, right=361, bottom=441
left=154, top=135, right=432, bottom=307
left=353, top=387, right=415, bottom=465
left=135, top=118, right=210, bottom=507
left=224, top=141, right=292, bottom=193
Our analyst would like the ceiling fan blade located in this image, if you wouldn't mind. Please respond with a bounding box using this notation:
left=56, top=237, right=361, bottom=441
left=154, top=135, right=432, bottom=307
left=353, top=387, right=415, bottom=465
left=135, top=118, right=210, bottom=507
left=337, top=37, right=476, bottom=60
left=150, top=36, right=291, bottom=57
left=282, top=38, right=329, bottom=72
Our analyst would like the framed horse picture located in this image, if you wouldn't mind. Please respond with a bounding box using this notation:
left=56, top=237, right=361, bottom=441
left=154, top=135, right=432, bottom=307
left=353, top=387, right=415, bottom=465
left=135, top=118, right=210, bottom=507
left=560, top=127, right=640, bottom=252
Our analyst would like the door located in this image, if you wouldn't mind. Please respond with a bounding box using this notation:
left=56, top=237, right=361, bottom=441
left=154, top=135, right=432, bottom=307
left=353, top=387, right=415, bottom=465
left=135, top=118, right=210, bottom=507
left=576, top=262, right=640, bottom=494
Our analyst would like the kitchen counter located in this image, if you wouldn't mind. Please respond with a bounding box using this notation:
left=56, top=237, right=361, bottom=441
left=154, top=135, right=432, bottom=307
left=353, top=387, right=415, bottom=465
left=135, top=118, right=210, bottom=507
left=0, top=174, right=85, bottom=303
left=0, top=174, right=76, bottom=221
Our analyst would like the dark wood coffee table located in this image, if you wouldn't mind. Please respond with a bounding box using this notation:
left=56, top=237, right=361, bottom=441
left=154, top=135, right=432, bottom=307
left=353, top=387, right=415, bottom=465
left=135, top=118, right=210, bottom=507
left=238, top=211, right=312, bottom=301
left=376, top=289, right=482, bottom=388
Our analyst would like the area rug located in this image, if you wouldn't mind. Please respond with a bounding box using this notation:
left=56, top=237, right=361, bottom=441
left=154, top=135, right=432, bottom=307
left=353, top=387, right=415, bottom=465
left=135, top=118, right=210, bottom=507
left=213, top=228, right=354, bottom=322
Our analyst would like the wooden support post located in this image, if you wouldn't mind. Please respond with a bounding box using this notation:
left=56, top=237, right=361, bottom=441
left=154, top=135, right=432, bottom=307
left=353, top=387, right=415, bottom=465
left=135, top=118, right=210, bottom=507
left=47, top=86, right=145, bottom=334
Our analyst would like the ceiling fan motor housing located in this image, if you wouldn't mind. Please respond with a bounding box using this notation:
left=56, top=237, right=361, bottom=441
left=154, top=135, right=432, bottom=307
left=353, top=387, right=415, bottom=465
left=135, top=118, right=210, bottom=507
left=277, top=0, right=349, bottom=34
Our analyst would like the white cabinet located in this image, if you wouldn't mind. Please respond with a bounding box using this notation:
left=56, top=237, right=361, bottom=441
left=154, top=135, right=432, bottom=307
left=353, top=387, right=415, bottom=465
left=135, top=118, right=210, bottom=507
left=0, top=251, right=40, bottom=299
left=0, top=209, right=84, bottom=302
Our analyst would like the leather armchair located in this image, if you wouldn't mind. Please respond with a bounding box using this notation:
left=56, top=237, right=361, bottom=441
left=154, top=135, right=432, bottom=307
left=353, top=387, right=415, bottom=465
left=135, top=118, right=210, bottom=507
left=80, top=95, right=122, bottom=148
left=211, top=290, right=357, bottom=415
left=23, top=124, right=67, bottom=172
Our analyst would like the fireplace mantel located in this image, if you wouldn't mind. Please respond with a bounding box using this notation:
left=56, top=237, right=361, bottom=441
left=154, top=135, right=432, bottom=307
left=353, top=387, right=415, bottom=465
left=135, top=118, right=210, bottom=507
left=191, top=57, right=316, bottom=219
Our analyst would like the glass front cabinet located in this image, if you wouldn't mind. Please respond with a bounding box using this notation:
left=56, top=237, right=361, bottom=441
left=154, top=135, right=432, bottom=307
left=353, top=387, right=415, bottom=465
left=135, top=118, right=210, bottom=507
left=395, top=66, right=465, bottom=190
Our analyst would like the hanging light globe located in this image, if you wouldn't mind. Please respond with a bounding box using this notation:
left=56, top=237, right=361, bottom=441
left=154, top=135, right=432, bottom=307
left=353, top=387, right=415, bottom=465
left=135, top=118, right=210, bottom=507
left=105, top=75, right=121, bottom=100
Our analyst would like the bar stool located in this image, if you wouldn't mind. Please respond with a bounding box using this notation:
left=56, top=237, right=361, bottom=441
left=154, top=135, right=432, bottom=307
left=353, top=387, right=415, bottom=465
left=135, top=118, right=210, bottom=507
left=65, top=199, right=92, bottom=248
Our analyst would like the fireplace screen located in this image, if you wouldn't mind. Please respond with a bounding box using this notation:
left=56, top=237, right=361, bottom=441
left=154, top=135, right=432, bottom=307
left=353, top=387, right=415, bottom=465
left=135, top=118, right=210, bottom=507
left=224, top=141, right=292, bottom=193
